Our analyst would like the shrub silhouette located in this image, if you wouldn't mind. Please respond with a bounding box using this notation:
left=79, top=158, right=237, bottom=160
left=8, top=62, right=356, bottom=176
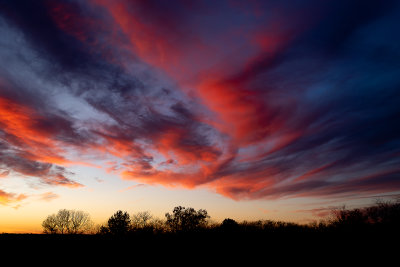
left=331, top=201, right=400, bottom=231
left=165, top=206, right=209, bottom=232
left=220, top=218, right=239, bottom=232
left=365, top=201, right=400, bottom=226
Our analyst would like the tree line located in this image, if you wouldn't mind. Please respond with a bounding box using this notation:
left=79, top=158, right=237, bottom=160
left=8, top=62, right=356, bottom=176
left=42, top=201, right=400, bottom=235
left=42, top=206, right=210, bottom=235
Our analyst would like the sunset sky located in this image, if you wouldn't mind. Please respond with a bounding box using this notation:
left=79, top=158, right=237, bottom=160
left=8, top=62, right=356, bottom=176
left=1, top=0, right=400, bottom=233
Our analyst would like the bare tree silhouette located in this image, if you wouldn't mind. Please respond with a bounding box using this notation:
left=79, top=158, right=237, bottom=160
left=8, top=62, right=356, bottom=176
left=42, top=214, right=58, bottom=234
left=56, top=209, right=71, bottom=234
left=42, top=209, right=93, bottom=234
left=132, top=211, right=153, bottom=229
left=69, top=210, right=93, bottom=234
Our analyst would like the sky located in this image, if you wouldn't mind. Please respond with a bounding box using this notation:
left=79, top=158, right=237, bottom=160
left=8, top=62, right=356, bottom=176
left=0, top=0, right=400, bottom=233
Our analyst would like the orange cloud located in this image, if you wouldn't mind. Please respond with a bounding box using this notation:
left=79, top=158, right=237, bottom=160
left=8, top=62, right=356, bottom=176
left=0, top=189, right=27, bottom=206
left=0, top=170, right=9, bottom=178
left=39, top=191, right=59, bottom=202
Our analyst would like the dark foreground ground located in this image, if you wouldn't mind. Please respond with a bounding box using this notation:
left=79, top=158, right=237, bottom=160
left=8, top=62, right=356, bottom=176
left=3, top=203, right=399, bottom=262
left=1, top=229, right=398, bottom=263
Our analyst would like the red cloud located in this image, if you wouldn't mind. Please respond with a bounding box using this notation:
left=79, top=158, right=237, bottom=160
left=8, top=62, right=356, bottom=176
left=0, top=96, right=68, bottom=164
left=91, top=0, right=215, bottom=80
left=0, top=95, right=82, bottom=188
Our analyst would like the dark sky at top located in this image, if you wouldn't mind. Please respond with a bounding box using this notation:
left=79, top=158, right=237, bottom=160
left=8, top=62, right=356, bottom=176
left=0, top=0, right=399, bottom=204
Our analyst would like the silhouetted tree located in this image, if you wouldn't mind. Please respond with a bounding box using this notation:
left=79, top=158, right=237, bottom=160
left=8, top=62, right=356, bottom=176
left=42, top=209, right=93, bottom=234
left=165, top=206, right=209, bottom=232
left=98, top=225, right=110, bottom=235
left=107, top=210, right=131, bottom=235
